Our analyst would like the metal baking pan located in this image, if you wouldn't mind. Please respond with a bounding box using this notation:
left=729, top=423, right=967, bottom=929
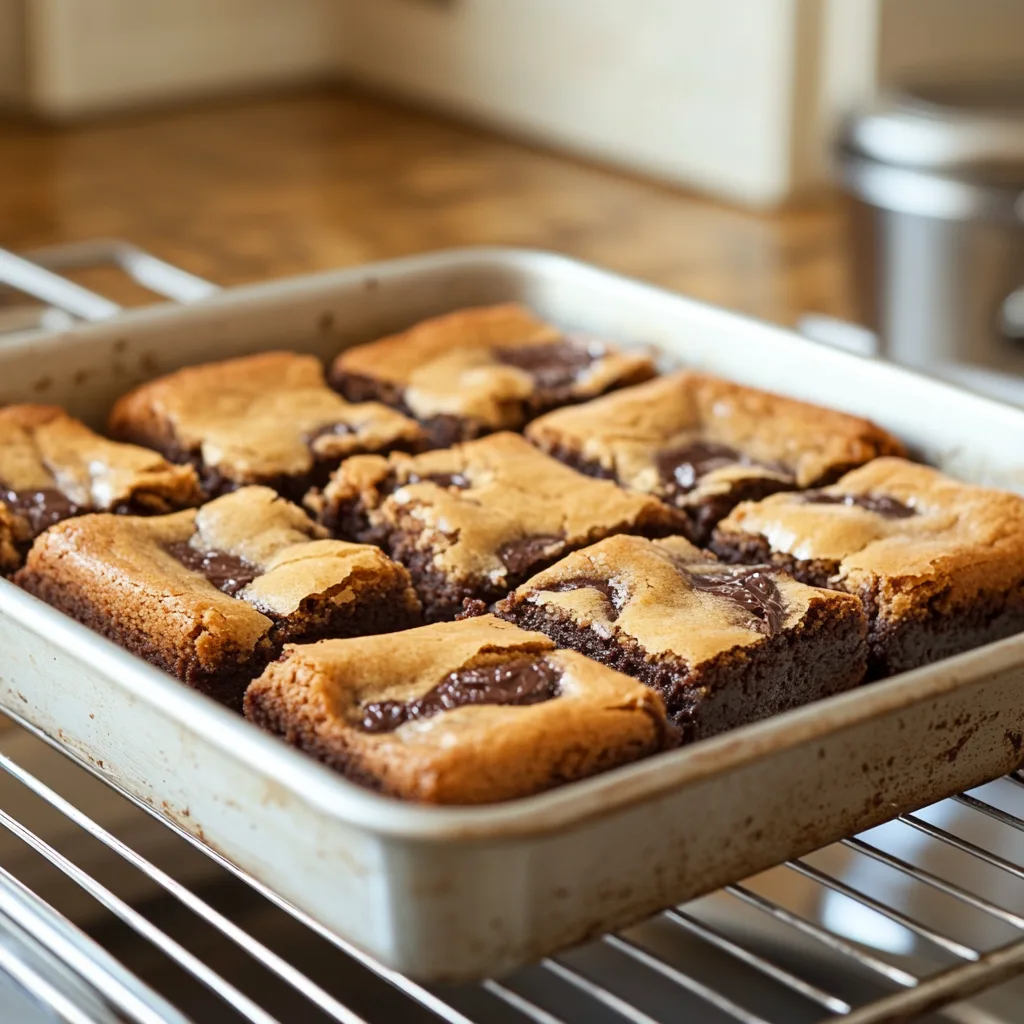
left=2, top=247, right=1024, bottom=983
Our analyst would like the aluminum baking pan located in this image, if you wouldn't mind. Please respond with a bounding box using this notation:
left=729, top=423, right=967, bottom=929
left=2, top=247, right=1024, bottom=983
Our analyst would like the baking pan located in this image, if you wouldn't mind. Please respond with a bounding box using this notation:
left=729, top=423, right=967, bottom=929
left=2, top=247, right=1024, bottom=983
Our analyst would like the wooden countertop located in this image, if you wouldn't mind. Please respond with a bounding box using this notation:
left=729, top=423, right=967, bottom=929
left=0, top=88, right=853, bottom=327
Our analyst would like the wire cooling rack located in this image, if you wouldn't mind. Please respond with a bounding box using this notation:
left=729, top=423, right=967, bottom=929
left=1, top=715, right=1024, bottom=1024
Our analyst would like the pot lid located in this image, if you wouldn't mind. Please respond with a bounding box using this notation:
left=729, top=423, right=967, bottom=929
left=843, top=80, right=1024, bottom=183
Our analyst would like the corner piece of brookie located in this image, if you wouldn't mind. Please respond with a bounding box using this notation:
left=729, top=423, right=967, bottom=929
left=711, top=456, right=1024, bottom=678
left=243, top=614, right=677, bottom=804
left=15, top=486, right=422, bottom=707
left=0, top=403, right=203, bottom=575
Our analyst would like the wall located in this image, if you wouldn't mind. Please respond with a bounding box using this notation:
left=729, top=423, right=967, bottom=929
left=878, top=0, right=1024, bottom=85
left=342, top=0, right=826, bottom=207
left=22, top=0, right=345, bottom=116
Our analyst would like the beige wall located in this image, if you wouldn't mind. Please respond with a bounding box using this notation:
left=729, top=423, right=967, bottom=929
left=20, top=0, right=345, bottom=116
left=879, top=0, right=1024, bottom=84
left=344, top=0, right=820, bottom=206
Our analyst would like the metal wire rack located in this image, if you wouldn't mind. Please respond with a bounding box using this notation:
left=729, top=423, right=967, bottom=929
left=1, top=713, right=1024, bottom=1024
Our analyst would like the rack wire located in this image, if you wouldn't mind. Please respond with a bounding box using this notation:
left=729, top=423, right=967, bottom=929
left=1, top=715, right=1023, bottom=1024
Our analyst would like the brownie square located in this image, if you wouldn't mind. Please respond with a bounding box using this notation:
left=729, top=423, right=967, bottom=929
left=15, top=486, right=422, bottom=707
left=526, top=372, right=905, bottom=542
left=491, top=534, right=867, bottom=741
left=0, top=404, right=202, bottom=574
left=711, top=457, right=1024, bottom=677
left=329, top=303, right=656, bottom=447
left=108, top=352, right=425, bottom=501
left=243, top=614, right=677, bottom=804
left=307, top=431, right=689, bottom=622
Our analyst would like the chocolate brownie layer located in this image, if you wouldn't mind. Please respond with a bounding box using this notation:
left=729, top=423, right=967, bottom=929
left=308, top=432, right=690, bottom=621
left=525, top=372, right=905, bottom=542
left=0, top=404, right=202, bottom=573
left=16, top=487, right=422, bottom=707
left=329, top=304, right=656, bottom=446
left=491, top=535, right=867, bottom=740
left=243, top=614, right=677, bottom=803
left=712, top=457, right=1024, bottom=677
left=107, top=352, right=424, bottom=501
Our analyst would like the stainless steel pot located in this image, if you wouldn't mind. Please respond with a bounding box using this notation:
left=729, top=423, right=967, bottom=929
left=840, top=82, right=1024, bottom=376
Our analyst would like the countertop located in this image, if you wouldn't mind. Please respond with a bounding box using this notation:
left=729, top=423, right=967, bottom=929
left=0, top=88, right=853, bottom=327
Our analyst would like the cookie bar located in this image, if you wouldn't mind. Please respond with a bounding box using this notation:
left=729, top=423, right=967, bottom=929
left=16, top=486, right=422, bottom=706
left=243, top=614, right=676, bottom=803
left=329, top=303, right=656, bottom=446
left=0, top=404, right=202, bottom=574
left=491, top=535, right=867, bottom=740
left=711, top=457, right=1024, bottom=677
left=108, top=352, right=424, bottom=501
left=526, top=372, right=905, bottom=542
left=308, top=431, right=689, bottom=621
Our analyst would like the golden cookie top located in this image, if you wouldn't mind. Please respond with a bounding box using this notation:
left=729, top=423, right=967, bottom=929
left=527, top=372, right=905, bottom=504
left=318, top=432, right=686, bottom=583
left=717, top=457, right=1024, bottom=614
left=331, top=303, right=655, bottom=429
left=108, top=352, right=423, bottom=485
left=0, top=404, right=201, bottom=512
left=499, top=534, right=859, bottom=664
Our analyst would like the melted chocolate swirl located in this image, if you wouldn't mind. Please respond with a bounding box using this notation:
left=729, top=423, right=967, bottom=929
left=686, top=566, right=785, bottom=635
left=167, top=541, right=259, bottom=597
left=2, top=487, right=83, bottom=537
left=543, top=575, right=626, bottom=619
left=801, top=491, right=916, bottom=518
left=494, top=337, right=605, bottom=390
left=498, top=534, right=565, bottom=575
left=360, top=658, right=562, bottom=733
left=655, top=442, right=791, bottom=495
left=405, top=471, right=470, bottom=489
left=305, top=422, right=355, bottom=444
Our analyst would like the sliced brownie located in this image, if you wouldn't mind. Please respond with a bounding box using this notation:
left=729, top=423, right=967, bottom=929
left=243, top=614, right=677, bottom=804
left=526, top=372, right=905, bottom=542
left=16, top=486, right=422, bottom=707
left=329, top=303, right=656, bottom=446
left=308, top=431, right=689, bottom=621
left=492, top=534, right=867, bottom=741
left=108, top=352, right=424, bottom=501
left=0, top=404, right=202, bottom=574
left=712, top=457, right=1024, bottom=677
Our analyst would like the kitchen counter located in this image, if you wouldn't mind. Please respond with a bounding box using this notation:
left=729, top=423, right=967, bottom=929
left=0, top=88, right=852, bottom=326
